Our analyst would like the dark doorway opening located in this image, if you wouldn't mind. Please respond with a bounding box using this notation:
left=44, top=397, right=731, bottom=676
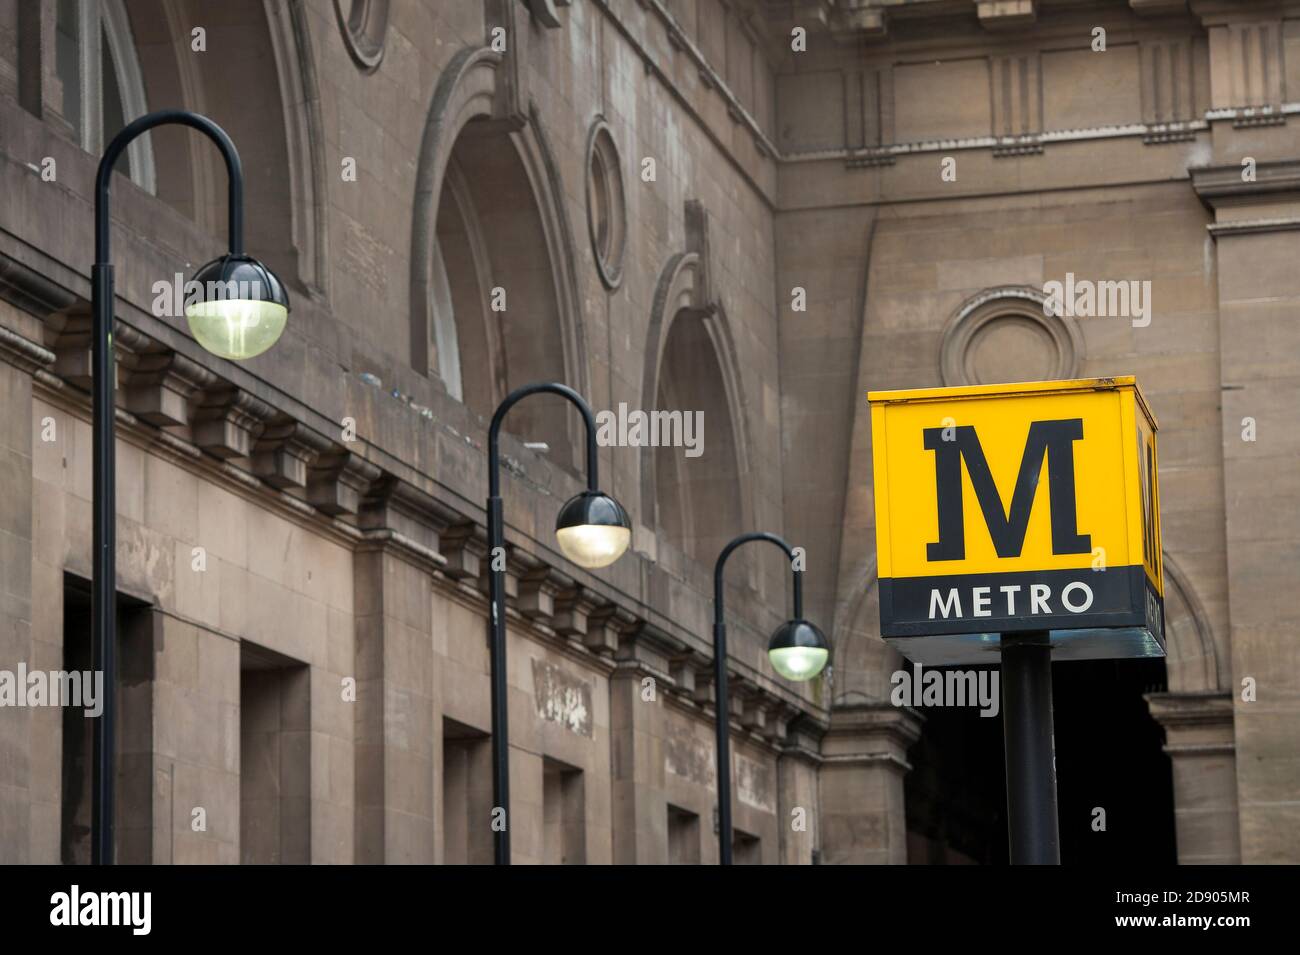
left=1054, top=656, right=1176, bottom=864
left=904, top=655, right=1176, bottom=865
left=60, top=573, right=154, bottom=864
left=239, top=642, right=311, bottom=864
left=442, top=717, right=492, bottom=864
left=904, top=664, right=1007, bottom=865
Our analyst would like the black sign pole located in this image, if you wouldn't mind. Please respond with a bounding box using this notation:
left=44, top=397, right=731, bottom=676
left=1000, top=630, right=1061, bottom=864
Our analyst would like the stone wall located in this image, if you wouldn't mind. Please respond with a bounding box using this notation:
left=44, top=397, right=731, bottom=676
left=0, top=0, right=809, bottom=865
left=0, top=0, right=1297, bottom=865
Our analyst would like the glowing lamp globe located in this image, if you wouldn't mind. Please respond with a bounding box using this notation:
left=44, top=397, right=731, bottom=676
left=184, top=254, right=289, bottom=360
left=555, top=490, right=632, bottom=569
left=767, top=619, right=830, bottom=681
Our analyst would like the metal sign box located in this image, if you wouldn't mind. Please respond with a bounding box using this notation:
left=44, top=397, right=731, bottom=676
left=868, top=377, right=1164, bottom=666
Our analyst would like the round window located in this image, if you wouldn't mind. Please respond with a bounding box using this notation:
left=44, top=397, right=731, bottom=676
left=940, top=288, right=1084, bottom=387
left=585, top=120, right=627, bottom=290
left=334, top=0, right=388, bottom=73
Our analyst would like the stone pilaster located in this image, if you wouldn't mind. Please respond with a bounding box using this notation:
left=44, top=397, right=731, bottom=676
left=352, top=482, right=445, bottom=863
left=819, top=702, right=921, bottom=864
left=1192, top=162, right=1300, bottom=863
left=1145, top=691, right=1239, bottom=864
left=778, top=720, right=822, bottom=865
left=608, top=621, right=672, bottom=864
left=0, top=333, right=36, bottom=862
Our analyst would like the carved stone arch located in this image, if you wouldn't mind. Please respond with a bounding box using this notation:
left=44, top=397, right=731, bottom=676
left=410, top=46, right=589, bottom=467
left=134, top=1, right=321, bottom=295
left=641, top=251, right=705, bottom=520
left=1160, top=550, right=1221, bottom=693
left=640, top=250, right=755, bottom=564
left=512, top=102, right=590, bottom=407
left=641, top=250, right=708, bottom=420
left=130, top=1, right=208, bottom=222
left=435, top=159, right=505, bottom=407
left=264, top=0, right=330, bottom=299
left=409, top=48, right=503, bottom=379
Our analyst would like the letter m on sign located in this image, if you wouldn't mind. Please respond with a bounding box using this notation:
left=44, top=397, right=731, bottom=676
left=923, top=419, right=1091, bottom=561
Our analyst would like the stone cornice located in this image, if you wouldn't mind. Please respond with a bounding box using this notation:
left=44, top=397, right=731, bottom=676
left=1144, top=690, right=1235, bottom=728
left=0, top=252, right=76, bottom=316
left=308, top=449, right=383, bottom=517
left=633, top=0, right=780, bottom=155
left=29, top=368, right=366, bottom=552
left=355, top=527, right=448, bottom=574
left=16, top=429, right=823, bottom=760
left=118, top=329, right=219, bottom=428
left=820, top=702, right=923, bottom=772
left=1207, top=216, right=1300, bottom=237
left=1145, top=690, right=1236, bottom=758
left=0, top=321, right=56, bottom=376
left=252, top=416, right=333, bottom=490
left=765, top=0, right=1204, bottom=45
left=784, top=119, right=1213, bottom=168
left=593, top=0, right=778, bottom=204
left=4, top=300, right=827, bottom=741
left=191, top=384, right=275, bottom=459
left=1191, top=158, right=1300, bottom=209
left=777, top=731, right=825, bottom=767
left=1190, top=0, right=1300, bottom=27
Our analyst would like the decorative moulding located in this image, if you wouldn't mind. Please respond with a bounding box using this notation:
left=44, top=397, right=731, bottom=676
left=939, top=285, right=1082, bottom=387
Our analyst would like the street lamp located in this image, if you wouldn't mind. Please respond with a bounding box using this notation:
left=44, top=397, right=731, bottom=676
left=486, top=383, right=631, bottom=864
left=555, top=490, right=632, bottom=568
left=767, top=619, right=831, bottom=682
left=712, top=532, right=829, bottom=864
left=183, top=254, right=289, bottom=360
left=91, top=110, right=288, bottom=864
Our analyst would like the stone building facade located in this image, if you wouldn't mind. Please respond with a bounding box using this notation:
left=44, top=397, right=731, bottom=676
left=0, top=0, right=1296, bottom=864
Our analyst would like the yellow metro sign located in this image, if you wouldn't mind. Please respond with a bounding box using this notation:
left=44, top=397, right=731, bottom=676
left=868, top=377, right=1164, bottom=665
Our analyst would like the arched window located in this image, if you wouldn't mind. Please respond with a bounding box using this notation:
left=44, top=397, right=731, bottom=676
left=426, top=122, right=577, bottom=468
left=55, top=0, right=155, bottom=192
left=652, top=310, right=743, bottom=564
left=430, top=151, right=502, bottom=418
left=334, top=0, right=390, bottom=72
left=430, top=239, right=463, bottom=402
left=585, top=120, right=626, bottom=289
left=411, top=51, right=589, bottom=472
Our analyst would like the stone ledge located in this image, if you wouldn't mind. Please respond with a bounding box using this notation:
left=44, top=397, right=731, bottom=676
left=0, top=305, right=827, bottom=733
left=1191, top=158, right=1300, bottom=208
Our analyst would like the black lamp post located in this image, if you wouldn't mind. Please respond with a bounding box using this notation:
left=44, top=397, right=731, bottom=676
left=712, top=532, right=829, bottom=864
left=91, top=110, right=289, bottom=864
left=486, top=383, right=631, bottom=864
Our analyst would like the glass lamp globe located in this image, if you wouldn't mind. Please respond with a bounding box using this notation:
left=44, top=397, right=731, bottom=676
left=767, top=619, right=830, bottom=682
left=184, top=253, right=289, bottom=360
left=555, top=490, right=632, bottom=569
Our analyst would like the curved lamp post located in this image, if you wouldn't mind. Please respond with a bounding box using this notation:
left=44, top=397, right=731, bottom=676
left=487, top=383, right=631, bottom=864
left=713, top=532, right=829, bottom=864
left=92, top=110, right=289, bottom=864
